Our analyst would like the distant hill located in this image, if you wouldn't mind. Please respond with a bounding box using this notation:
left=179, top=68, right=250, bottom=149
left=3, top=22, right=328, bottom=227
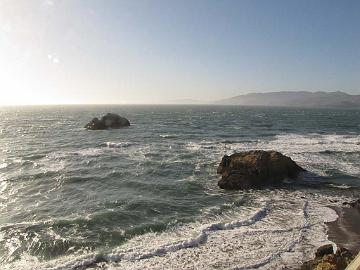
left=217, top=91, right=360, bottom=108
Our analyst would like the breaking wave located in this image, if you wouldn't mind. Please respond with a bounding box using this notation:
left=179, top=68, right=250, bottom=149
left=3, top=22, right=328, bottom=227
left=1, top=106, right=359, bottom=270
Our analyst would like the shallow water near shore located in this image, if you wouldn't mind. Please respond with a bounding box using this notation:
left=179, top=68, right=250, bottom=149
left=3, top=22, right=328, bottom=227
left=0, top=105, right=359, bottom=269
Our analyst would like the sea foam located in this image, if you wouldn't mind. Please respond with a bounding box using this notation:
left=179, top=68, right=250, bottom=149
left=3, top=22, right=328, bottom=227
left=27, top=191, right=345, bottom=270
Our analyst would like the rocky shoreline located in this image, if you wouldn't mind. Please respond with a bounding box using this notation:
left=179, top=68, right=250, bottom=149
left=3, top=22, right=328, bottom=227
left=301, top=200, right=360, bottom=270
left=326, top=202, right=360, bottom=254
left=214, top=150, right=360, bottom=269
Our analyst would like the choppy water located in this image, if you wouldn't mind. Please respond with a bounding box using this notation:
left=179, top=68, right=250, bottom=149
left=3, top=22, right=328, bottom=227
left=0, top=105, right=359, bottom=270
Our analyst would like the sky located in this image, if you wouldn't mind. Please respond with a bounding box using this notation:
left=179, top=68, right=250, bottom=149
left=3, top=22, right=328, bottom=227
left=0, top=0, right=359, bottom=105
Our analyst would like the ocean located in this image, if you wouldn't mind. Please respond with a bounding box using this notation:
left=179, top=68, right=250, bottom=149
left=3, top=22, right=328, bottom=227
left=0, top=105, right=359, bottom=270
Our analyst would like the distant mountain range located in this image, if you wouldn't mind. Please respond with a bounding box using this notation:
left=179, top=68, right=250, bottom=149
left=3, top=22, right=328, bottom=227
left=216, top=91, right=360, bottom=108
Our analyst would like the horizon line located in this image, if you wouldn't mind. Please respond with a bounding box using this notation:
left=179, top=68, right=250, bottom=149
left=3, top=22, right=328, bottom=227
left=1, top=90, right=358, bottom=107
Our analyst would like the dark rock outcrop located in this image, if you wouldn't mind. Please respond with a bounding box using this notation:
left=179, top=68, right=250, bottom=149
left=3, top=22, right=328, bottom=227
left=301, top=245, right=354, bottom=270
left=85, top=113, right=130, bottom=130
left=217, top=150, right=304, bottom=189
left=315, top=244, right=334, bottom=257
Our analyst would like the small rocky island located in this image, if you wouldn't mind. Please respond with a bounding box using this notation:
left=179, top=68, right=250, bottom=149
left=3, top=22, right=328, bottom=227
left=85, top=113, right=130, bottom=130
left=217, top=150, right=304, bottom=189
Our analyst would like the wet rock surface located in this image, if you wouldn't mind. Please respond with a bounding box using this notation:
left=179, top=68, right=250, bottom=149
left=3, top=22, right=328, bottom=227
left=217, top=150, right=304, bottom=189
left=85, top=113, right=130, bottom=130
left=301, top=245, right=355, bottom=270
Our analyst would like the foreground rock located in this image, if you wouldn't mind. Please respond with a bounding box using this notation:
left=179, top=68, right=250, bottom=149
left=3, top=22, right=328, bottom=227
left=315, top=244, right=335, bottom=257
left=301, top=245, right=354, bottom=270
left=85, top=113, right=130, bottom=130
left=217, top=150, right=304, bottom=189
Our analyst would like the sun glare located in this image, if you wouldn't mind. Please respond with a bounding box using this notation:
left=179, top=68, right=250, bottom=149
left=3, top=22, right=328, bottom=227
left=0, top=88, right=74, bottom=106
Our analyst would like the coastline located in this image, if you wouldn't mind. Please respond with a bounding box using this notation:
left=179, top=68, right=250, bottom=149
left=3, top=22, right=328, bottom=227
left=300, top=203, right=360, bottom=270
left=326, top=205, right=360, bottom=254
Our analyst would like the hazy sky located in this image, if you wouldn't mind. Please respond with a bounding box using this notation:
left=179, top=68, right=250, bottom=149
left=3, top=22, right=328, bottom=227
left=0, top=0, right=359, bottom=105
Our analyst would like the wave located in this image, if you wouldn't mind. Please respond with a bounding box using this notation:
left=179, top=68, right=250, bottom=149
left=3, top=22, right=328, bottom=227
left=327, top=183, right=352, bottom=189
left=26, top=192, right=343, bottom=270
left=1, top=190, right=349, bottom=270
left=41, top=203, right=269, bottom=270
left=0, top=162, right=9, bottom=169
left=103, top=142, right=134, bottom=148
left=183, top=133, right=360, bottom=178
left=45, top=148, right=103, bottom=159
left=2, top=106, right=359, bottom=270
left=273, top=133, right=360, bottom=153
left=0, top=181, right=8, bottom=193
left=185, top=141, right=216, bottom=151
left=159, top=134, right=177, bottom=139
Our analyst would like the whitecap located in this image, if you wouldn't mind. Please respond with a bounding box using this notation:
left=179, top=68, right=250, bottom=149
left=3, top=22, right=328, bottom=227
left=184, top=133, right=360, bottom=177
left=327, top=183, right=352, bottom=189
left=159, top=134, right=177, bottom=139
left=74, top=148, right=104, bottom=157
left=0, top=163, right=9, bottom=169
left=1, top=191, right=349, bottom=270
left=33, top=192, right=346, bottom=270
left=104, top=142, right=133, bottom=148
left=0, top=181, right=7, bottom=193
left=185, top=142, right=202, bottom=151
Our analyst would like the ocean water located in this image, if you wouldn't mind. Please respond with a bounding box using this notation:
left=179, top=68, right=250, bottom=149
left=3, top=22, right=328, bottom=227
left=0, top=105, right=359, bottom=270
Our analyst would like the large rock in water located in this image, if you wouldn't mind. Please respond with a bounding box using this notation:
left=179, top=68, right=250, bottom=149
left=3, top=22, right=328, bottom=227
left=217, top=150, right=304, bottom=189
left=85, top=113, right=130, bottom=130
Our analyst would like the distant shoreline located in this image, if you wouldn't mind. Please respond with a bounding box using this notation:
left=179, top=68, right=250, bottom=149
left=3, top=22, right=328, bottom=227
left=1, top=103, right=360, bottom=110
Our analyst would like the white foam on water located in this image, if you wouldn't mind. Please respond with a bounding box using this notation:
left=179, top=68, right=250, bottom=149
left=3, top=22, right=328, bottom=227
left=35, top=203, right=268, bottom=270
left=273, top=133, right=360, bottom=153
left=75, top=148, right=104, bottom=157
left=2, top=132, right=357, bottom=270
left=20, top=191, right=348, bottom=270
left=104, top=199, right=334, bottom=270
left=0, top=181, right=8, bottom=193
left=222, top=133, right=360, bottom=155
left=104, top=142, right=134, bottom=148
left=328, top=183, right=352, bottom=189
left=0, top=162, right=9, bottom=169
left=159, top=134, right=177, bottom=138
left=46, top=148, right=104, bottom=160
left=185, top=141, right=202, bottom=151
left=176, top=175, right=196, bottom=182
left=36, top=156, right=66, bottom=173
left=36, top=148, right=105, bottom=173
left=184, top=133, right=360, bottom=177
